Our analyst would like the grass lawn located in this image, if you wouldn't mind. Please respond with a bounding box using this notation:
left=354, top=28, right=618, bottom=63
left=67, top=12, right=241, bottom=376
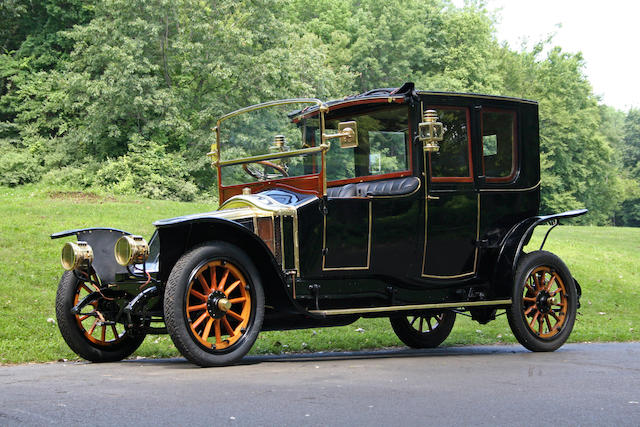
left=0, top=184, right=638, bottom=364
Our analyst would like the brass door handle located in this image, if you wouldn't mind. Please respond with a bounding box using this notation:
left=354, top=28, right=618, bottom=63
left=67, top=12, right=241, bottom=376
left=427, top=195, right=440, bottom=201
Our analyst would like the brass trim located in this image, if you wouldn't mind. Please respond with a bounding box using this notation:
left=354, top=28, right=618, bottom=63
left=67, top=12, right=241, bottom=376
left=293, top=210, right=301, bottom=272
left=309, top=299, right=513, bottom=316
left=478, top=180, right=541, bottom=192
left=217, top=98, right=325, bottom=123
left=217, top=144, right=328, bottom=168
left=322, top=202, right=372, bottom=271
left=220, top=194, right=297, bottom=216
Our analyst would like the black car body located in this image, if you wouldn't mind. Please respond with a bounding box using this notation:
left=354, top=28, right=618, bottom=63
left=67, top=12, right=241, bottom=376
left=53, top=83, right=586, bottom=366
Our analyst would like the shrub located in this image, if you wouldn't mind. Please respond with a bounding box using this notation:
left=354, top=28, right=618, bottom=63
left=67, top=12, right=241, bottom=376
left=0, top=143, right=43, bottom=186
left=96, top=137, right=198, bottom=201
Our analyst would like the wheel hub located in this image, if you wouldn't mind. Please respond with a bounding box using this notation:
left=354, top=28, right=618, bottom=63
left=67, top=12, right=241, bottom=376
left=536, top=290, right=552, bottom=314
left=206, top=290, right=231, bottom=319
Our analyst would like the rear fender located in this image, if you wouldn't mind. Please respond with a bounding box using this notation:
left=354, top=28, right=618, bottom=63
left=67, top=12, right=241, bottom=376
left=492, top=209, right=587, bottom=296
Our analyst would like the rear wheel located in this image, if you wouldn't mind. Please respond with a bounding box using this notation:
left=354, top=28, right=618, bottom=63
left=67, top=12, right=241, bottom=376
left=55, top=270, right=146, bottom=362
left=507, top=250, right=577, bottom=352
left=390, top=310, right=456, bottom=348
left=164, top=242, right=264, bottom=367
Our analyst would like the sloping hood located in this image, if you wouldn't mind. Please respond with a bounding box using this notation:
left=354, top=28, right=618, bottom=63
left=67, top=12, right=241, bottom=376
left=153, top=189, right=317, bottom=227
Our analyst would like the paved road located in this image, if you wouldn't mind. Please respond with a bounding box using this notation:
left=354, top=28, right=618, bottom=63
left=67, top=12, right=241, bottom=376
left=1, top=343, right=639, bottom=426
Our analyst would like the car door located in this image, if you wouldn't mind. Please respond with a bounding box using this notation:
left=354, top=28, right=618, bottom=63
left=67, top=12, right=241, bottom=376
left=421, top=105, right=479, bottom=279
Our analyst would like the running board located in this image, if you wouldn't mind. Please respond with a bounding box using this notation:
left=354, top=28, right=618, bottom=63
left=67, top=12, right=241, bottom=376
left=308, top=299, right=512, bottom=316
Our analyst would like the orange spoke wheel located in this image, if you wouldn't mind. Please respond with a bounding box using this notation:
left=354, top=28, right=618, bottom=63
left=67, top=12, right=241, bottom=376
left=55, top=270, right=146, bottom=362
left=186, top=260, right=252, bottom=350
left=521, top=266, right=568, bottom=339
left=164, top=242, right=265, bottom=367
left=390, top=310, right=456, bottom=349
left=507, top=251, right=577, bottom=352
left=73, top=272, right=126, bottom=346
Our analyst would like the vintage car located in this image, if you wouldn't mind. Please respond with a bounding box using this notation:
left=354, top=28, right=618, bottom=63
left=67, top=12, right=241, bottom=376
left=52, top=83, right=587, bottom=366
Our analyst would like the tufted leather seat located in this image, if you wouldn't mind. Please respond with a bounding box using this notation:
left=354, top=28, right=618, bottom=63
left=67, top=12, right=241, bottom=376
left=326, top=183, right=357, bottom=198
left=327, top=177, right=420, bottom=198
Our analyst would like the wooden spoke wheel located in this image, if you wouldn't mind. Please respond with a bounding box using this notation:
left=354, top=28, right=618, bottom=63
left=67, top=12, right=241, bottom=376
left=164, top=242, right=264, bottom=367
left=55, top=270, right=146, bottom=362
left=186, top=260, right=252, bottom=350
left=390, top=310, right=456, bottom=349
left=507, top=250, right=577, bottom=352
left=73, top=272, right=127, bottom=346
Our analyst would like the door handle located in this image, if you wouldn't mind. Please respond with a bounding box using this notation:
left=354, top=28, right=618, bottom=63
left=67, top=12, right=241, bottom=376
left=427, top=195, right=440, bottom=201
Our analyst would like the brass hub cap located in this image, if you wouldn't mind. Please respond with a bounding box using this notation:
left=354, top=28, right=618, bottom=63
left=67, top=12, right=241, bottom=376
left=206, top=291, right=231, bottom=319
left=522, top=266, right=568, bottom=338
left=186, top=260, right=252, bottom=350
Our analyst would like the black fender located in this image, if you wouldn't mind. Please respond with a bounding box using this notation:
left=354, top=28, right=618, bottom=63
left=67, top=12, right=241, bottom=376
left=154, top=217, right=301, bottom=315
left=491, top=209, right=587, bottom=296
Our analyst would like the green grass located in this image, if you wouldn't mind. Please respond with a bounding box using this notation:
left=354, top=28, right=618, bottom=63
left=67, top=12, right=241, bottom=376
left=1, top=184, right=638, bottom=364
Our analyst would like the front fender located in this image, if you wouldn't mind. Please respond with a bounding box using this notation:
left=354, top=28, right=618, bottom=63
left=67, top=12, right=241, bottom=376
left=491, top=209, right=587, bottom=295
left=154, top=217, right=298, bottom=314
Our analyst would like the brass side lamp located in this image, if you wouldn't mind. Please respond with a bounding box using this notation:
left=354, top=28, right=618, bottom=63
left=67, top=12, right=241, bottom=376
left=419, top=110, right=443, bottom=152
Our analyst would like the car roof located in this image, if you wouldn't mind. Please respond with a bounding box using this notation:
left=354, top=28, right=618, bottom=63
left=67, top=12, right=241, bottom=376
left=291, top=82, right=537, bottom=118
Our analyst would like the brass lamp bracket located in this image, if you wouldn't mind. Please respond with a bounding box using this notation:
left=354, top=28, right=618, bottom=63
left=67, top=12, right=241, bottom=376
left=322, top=121, right=358, bottom=148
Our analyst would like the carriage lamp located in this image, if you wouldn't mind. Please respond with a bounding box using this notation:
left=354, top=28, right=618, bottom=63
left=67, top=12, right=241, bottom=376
left=270, top=135, right=289, bottom=153
left=61, top=241, right=94, bottom=271
left=419, top=110, right=443, bottom=152
left=269, top=135, right=290, bottom=170
left=114, top=235, right=149, bottom=266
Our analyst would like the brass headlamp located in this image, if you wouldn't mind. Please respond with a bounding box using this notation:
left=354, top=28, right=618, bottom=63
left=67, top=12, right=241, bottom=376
left=61, top=241, right=94, bottom=271
left=114, top=235, right=149, bottom=266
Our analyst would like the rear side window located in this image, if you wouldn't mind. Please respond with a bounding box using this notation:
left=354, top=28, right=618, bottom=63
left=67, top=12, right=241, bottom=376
left=482, top=110, right=516, bottom=181
left=430, top=107, right=472, bottom=182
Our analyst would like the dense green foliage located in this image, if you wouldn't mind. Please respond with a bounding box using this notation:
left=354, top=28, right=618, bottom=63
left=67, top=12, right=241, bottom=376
left=0, top=0, right=638, bottom=222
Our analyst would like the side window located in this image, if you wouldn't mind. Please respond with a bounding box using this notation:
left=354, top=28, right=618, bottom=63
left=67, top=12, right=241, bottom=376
left=324, top=106, right=409, bottom=181
left=482, top=110, right=516, bottom=180
left=430, top=107, right=472, bottom=181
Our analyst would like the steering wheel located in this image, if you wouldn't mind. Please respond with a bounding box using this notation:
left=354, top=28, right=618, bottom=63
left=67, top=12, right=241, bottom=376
left=242, top=160, right=289, bottom=181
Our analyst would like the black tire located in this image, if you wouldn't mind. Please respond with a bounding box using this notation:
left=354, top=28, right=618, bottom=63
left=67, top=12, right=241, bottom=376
left=390, top=310, right=456, bottom=349
left=55, top=270, right=146, bottom=362
left=164, top=242, right=265, bottom=367
left=507, top=250, right=577, bottom=352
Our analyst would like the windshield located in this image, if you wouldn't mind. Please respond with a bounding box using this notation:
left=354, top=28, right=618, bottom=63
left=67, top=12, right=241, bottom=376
left=213, top=98, right=410, bottom=201
left=217, top=100, right=322, bottom=187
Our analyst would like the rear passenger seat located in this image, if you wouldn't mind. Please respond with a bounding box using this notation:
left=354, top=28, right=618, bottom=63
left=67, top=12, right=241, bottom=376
left=327, top=177, right=420, bottom=198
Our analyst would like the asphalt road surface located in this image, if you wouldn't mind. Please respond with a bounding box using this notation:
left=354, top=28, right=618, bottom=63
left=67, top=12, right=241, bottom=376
left=1, top=343, right=639, bottom=426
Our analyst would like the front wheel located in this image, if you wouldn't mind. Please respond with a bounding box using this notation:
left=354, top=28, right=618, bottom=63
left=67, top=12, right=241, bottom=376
left=55, top=270, right=146, bottom=362
left=507, top=250, right=577, bottom=352
left=390, top=310, right=456, bottom=349
left=164, top=242, right=264, bottom=367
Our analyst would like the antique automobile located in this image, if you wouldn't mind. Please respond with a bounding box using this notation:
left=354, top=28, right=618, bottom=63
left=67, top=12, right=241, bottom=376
left=52, top=83, right=587, bottom=366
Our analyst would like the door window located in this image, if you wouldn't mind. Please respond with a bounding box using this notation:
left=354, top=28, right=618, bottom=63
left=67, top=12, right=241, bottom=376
left=482, top=110, right=517, bottom=181
left=319, top=106, right=410, bottom=182
left=429, top=107, right=473, bottom=182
